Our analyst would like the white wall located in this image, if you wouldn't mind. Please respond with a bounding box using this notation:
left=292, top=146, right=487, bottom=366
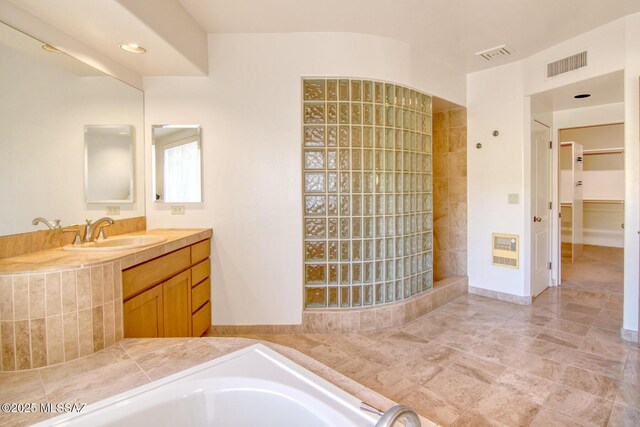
left=144, top=32, right=466, bottom=325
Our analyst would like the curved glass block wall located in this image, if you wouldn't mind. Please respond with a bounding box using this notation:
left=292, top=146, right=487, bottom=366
left=303, top=78, right=433, bottom=309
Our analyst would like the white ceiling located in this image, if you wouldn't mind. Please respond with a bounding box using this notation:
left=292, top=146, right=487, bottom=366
left=4, top=0, right=639, bottom=78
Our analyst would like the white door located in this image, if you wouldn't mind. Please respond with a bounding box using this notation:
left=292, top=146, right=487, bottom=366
left=532, top=121, right=551, bottom=296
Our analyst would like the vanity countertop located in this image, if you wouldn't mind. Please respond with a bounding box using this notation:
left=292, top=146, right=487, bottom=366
left=0, top=228, right=212, bottom=275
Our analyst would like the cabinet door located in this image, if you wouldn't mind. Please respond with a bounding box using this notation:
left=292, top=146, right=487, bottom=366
left=123, top=285, right=163, bottom=338
left=163, top=270, right=191, bottom=337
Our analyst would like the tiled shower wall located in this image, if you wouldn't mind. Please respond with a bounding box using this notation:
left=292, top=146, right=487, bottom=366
left=433, top=108, right=467, bottom=280
left=302, top=78, right=433, bottom=309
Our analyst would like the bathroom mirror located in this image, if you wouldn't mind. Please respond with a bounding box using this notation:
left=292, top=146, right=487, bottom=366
left=0, top=21, right=144, bottom=236
left=85, top=125, right=134, bottom=203
left=152, top=125, right=202, bottom=203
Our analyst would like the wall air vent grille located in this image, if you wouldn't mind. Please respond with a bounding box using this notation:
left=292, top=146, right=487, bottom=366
left=475, top=44, right=514, bottom=61
left=547, top=51, right=587, bottom=78
left=492, top=233, right=519, bottom=269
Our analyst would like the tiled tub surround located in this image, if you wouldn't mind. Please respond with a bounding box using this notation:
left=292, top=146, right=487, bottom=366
left=0, top=228, right=212, bottom=371
left=302, top=78, right=433, bottom=310
left=432, top=108, right=467, bottom=280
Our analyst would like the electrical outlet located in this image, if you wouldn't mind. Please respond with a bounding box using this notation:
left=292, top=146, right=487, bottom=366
left=105, top=206, right=120, bottom=215
left=171, top=205, right=185, bottom=215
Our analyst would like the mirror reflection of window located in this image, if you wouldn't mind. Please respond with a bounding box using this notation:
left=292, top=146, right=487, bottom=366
left=152, top=125, right=202, bottom=204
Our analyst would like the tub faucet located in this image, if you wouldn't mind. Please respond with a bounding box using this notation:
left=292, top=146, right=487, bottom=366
left=374, top=405, right=421, bottom=427
left=85, top=217, right=114, bottom=242
left=32, top=217, right=61, bottom=230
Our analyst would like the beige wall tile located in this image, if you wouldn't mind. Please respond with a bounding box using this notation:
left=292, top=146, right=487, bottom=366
left=1, top=321, right=15, bottom=370
left=45, top=272, right=62, bottom=317
left=15, top=320, right=31, bottom=370
left=449, top=178, right=467, bottom=203
left=102, top=263, right=114, bottom=303
left=46, top=315, right=64, bottom=365
left=433, top=111, right=448, bottom=129
left=448, top=126, right=467, bottom=153
left=322, top=313, right=342, bottom=333
left=302, top=313, right=323, bottom=333
left=449, top=202, right=467, bottom=229
left=92, top=306, right=104, bottom=352
left=62, top=312, right=79, bottom=361
left=114, top=298, right=123, bottom=342
left=433, top=128, right=449, bottom=154
left=448, top=151, right=467, bottom=178
left=90, top=266, right=104, bottom=307
left=103, top=301, right=115, bottom=348
left=433, top=177, right=448, bottom=203
left=0, top=276, right=13, bottom=321
left=113, top=262, right=123, bottom=300
left=449, top=251, right=468, bottom=276
left=61, top=270, right=77, bottom=314
left=433, top=153, right=448, bottom=179
left=359, top=309, right=376, bottom=332
left=434, top=225, right=449, bottom=251
left=449, top=108, right=466, bottom=127
left=29, top=274, right=46, bottom=319
left=30, top=318, right=47, bottom=368
left=13, top=276, right=29, bottom=321
left=76, top=268, right=91, bottom=311
left=450, top=229, right=467, bottom=252
left=77, top=309, right=93, bottom=357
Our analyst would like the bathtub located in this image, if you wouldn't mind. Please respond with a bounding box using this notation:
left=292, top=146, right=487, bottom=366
left=35, top=344, right=382, bottom=427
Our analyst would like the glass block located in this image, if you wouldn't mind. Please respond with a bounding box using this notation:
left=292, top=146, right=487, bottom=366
left=375, top=81, right=384, bottom=103
left=395, top=153, right=403, bottom=175
left=424, top=115, right=432, bottom=133
left=305, top=241, right=326, bottom=262
left=411, top=111, right=417, bottom=131
left=374, top=128, right=383, bottom=149
left=352, top=195, right=362, bottom=215
left=360, top=128, right=371, bottom=150
left=375, top=218, right=384, bottom=237
left=424, top=134, right=432, bottom=153
left=424, top=274, right=433, bottom=290
left=340, top=241, right=350, bottom=261
left=395, top=194, right=403, bottom=214
left=304, top=126, right=325, bottom=147
left=328, top=241, right=338, bottom=262
left=327, top=126, right=338, bottom=147
left=352, top=172, right=362, bottom=193
left=395, top=130, right=403, bottom=150
left=395, top=86, right=403, bottom=106
left=340, top=172, right=350, bottom=193
left=305, top=218, right=325, bottom=238
left=303, top=79, right=325, bottom=101
left=339, top=103, right=350, bottom=124
left=304, top=149, right=325, bottom=170
left=305, top=287, right=326, bottom=308
left=327, top=172, right=338, bottom=193
left=304, top=103, right=325, bottom=124
left=395, top=281, right=403, bottom=301
left=352, top=285, right=362, bottom=306
left=305, top=264, right=326, bottom=284
left=339, top=79, right=349, bottom=101
left=385, top=217, right=394, bottom=236
left=395, top=216, right=403, bottom=235
left=363, top=240, right=373, bottom=261
left=417, top=252, right=423, bottom=272
left=326, top=149, right=337, bottom=170
left=375, top=173, right=384, bottom=193
left=363, top=80, right=373, bottom=102
left=305, top=172, right=325, bottom=192
left=403, top=173, right=410, bottom=192
left=402, top=108, right=410, bottom=129
left=351, top=127, right=362, bottom=147
left=327, top=103, right=338, bottom=124
left=363, top=104, right=373, bottom=126
left=363, top=150, right=373, bottom=171
left=340, top=264, right=350, bottom=285
left=385, top=172, right=394, bottom=193
left=424, top=155, right=432, bottom=173
left=364, top=217, right=373, bottom=238
left=351, top=103, right=361, bottom=124
left=351, top=80, right=362, bottom=101
left=425, top=251, right=433, bottom=269
left=395, top=107, right=402, bottom=128
left=425, top=213, right=433, bottom=231
left=364, top=196, right=373, bottom=216
left=404, top=195, right=410, bottom=213
left=352, top=149, right=362, bottom=170
left=386, top=260, right=394, bottom=280
left=385, top=83, right=393, bottom=105
left=385, top=282, right=394, bottom=303
left=375, top=283, right=384, bottom=304
left=424, top=233, right=432, bottom=250
left=305, top=195, right=326, bottom=216
left=375, top=261, right=384, bottom=282
left=340, top=195, right=350, bottom=216
left=404, top=235, right=410, bottom=255
left=410, top=215, right=417, bottom=233
left=327, top=195, right=338, bottom=215
left=352, top=264, right=362, bottom=284
left=385, top=105, right=394, bottom=127
left=376, top=239, right=384, bottom=259
left=352, top=217, right=362, bottom=238
left=396, top=237, right=403, bottom=256
left=363, top=284, right=373, bottom=305
left=363, top=172, right=373, bottom=193
left=340, top=286, right=350, bottom=307
left=423, top=193, right=432, bottom=212
left=328, top=219, right=338, bottom=238
left=423, top=174, right=432, bottom=192
left=352, top=240, right=362, bottom=261
left=329, top=265, right=338, bottom=284
left=340, top=218, right=350, bottom=239
left=410, top=276, right=417, bottom=296
left=411, top=90, right=418, bottom=110
left=328, top=287, right=338, bottom=307
left=339, top=126, right=350, bottom=147
left=339, top=150, right=349, bottom=170
left=384, top=150, right=393, bottom=171
left=375, top=105, right=384, bottom=126
left=385, top=128, right=394, bottom=149
left=404, top=279, right=411, bottom=298
left=412, top=256, right=417, bottom=275
left=404, top=257, right=411, bottom=276
left=327, top=79, right=337, bottom=101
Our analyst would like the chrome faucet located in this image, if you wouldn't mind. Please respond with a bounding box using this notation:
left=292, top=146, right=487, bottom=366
left=372, top=405, right=421, bottom=427
left=32, top=217, right=61, bottom=230
left=85, top=217, right=114, bottom=242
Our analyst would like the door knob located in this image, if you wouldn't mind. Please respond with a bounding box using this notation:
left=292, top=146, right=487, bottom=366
left=533, top=216, right=542, bottom=222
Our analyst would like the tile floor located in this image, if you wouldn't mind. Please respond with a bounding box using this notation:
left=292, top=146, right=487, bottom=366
left=243, top=245, right=638, bottom=426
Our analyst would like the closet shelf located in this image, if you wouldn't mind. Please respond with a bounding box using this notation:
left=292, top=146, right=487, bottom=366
left=582, top=148, right=624, bottom=155
left=584, top=199, right=624, bottom=204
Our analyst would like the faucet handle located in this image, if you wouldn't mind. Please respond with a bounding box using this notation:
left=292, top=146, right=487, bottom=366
left=62, top=225, right=83, bottom=246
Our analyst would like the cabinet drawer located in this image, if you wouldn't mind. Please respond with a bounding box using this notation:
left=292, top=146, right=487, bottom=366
left=191, top=278, right=210, bottom=312
left=123, top=247, right=190, bottom=300
left=191, top=259, right=210, bottom=286
left=192, top=301, right=211, bottom=337
left=191, top=239, right=210, bottom=265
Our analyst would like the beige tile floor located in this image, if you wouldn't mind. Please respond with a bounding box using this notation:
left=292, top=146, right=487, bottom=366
left=242, top=245, right=638, bottom=426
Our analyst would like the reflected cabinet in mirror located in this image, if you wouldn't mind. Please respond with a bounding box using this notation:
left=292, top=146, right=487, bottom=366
left=85, top=125, right=134, bottom=203
left=152, top=126, right=202, bottom=204
left=0, top=21, right=144, bottom=236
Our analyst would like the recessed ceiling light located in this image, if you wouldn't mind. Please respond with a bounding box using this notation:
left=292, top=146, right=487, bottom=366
left=574, top=93, right=591, bottom=99
left=42, top=44, right=63, bottom=54
left=119, top=43, right=146, bottom=54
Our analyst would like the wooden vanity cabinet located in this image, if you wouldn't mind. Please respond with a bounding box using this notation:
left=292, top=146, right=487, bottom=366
left=123, top=239, right=211, bottom=338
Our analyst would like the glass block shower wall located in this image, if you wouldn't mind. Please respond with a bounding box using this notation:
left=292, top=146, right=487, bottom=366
left=302, top=78, right=433, bottom=309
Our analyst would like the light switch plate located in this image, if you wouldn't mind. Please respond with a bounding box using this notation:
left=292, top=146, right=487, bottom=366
left=171, top=205, right=185, bottom=215
left=105, top=206, right=120, bottom=215
left=508, top=193, right=520, bottom=204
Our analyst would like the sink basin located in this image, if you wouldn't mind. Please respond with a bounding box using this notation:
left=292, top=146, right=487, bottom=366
left=63, top=235, right=167, bottom=252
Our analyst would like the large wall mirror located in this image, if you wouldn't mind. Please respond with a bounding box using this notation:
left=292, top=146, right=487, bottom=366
left=0, top=21, right=144, bottom=236
left=152, top=125, right=202, bottom=204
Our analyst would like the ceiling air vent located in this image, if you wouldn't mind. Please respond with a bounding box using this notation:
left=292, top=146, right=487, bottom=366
left=475, top=44, right=514, bottom=61
left=547, top=51, right=587, bottom=78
